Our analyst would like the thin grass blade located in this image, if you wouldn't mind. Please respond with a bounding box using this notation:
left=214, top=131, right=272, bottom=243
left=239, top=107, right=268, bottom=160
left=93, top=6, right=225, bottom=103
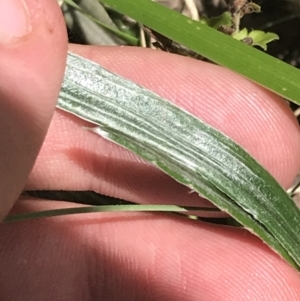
left=101, top=0, right=300, bottom=105
left=5, top=204, right=214, bottom=223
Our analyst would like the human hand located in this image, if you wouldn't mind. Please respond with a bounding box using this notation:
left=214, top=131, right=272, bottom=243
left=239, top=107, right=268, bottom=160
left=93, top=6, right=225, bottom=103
left=1, top=1, right=300, bottom=300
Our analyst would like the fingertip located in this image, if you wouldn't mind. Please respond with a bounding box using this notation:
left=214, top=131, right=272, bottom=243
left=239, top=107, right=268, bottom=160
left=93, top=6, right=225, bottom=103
left=0, top=0, right=67, bottom=219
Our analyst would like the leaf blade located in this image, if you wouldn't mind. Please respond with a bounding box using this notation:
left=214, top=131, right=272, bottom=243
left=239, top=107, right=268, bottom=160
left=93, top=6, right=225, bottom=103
left=101, top=0, right=300, bottom=105
left=57, top=52, right=300, bottom=269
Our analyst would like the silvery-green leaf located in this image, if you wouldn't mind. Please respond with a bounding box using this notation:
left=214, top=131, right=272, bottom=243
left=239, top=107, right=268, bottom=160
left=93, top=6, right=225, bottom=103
left=57, top=52, right=300, bottom=270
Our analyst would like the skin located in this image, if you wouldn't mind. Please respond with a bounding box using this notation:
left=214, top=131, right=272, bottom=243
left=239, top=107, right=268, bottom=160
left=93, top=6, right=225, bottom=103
left=0, top=0, right=300, bottom=300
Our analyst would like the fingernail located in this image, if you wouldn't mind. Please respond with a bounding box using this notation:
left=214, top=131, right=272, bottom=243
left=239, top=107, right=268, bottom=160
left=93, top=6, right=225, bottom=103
left=0, top=0, right=31, bottom=44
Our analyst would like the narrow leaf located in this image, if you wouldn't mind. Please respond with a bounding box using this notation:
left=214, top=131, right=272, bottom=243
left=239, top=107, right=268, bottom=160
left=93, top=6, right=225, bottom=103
left=101, top=0, right=300, bottom=105
left=5, top=204, right=212, bottom=223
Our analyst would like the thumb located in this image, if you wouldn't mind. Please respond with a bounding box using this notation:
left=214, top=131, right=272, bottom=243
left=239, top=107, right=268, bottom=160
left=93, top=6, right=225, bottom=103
left=0, top=0, right=67, bottom=219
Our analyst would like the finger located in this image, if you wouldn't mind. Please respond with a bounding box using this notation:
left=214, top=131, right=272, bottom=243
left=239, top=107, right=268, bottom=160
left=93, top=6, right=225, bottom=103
left=1, top=200, right=300, bottom=300
left=0, top=0, right=67, bottom=219
left=27, top=46, right=300, bottom=206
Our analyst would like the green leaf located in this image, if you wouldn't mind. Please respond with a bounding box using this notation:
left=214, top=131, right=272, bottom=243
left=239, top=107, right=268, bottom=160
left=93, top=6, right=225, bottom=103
left=56, top=52, right=300, bottom=270
left=232, top=28, right=248, bottom=40
left=5, top=204, right=215, bottom=223
left=205, top=12, right=232, bottom=29
left=248, top=30, right=279, bottom=51
left=101, top=0, right=300, bottom=105
left=233, top=28, right=279, bottom=51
